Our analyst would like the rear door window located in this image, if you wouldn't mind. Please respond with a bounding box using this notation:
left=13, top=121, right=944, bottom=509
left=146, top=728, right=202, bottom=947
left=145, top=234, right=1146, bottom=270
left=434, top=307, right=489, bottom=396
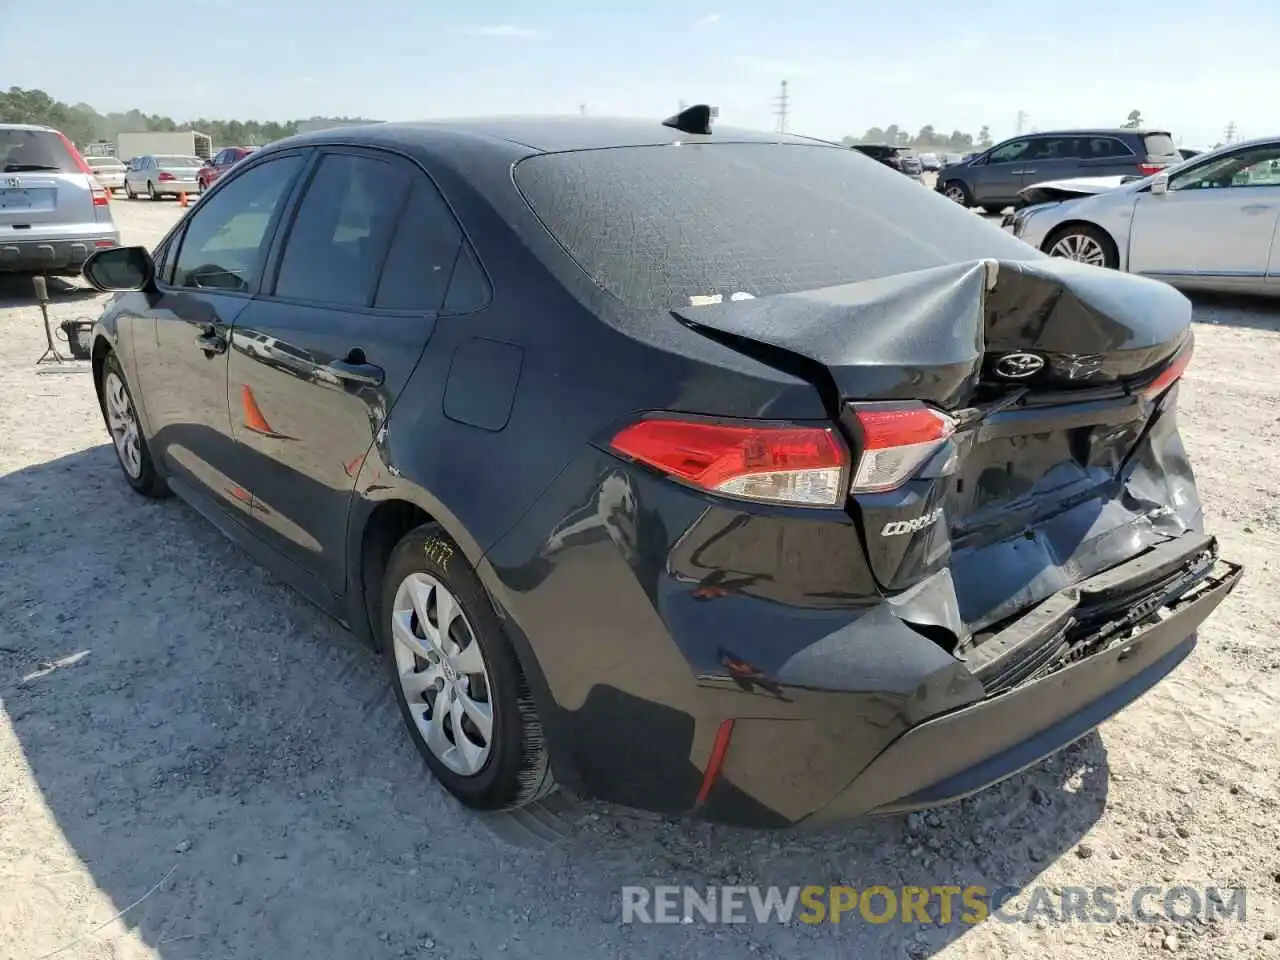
left=272, top=152, right=411, bottom=307
left=0, top=128, right=79, bottom=173
left=1082, top=137, right=1133, bottom=159
left=373, top=177, right=464, bottom=311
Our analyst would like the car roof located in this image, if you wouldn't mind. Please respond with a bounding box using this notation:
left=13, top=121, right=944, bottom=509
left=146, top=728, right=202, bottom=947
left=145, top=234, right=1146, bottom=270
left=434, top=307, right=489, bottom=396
left=1017, top=128, right=1169, bottom=138
left=273, top=115, right=839, bottom=155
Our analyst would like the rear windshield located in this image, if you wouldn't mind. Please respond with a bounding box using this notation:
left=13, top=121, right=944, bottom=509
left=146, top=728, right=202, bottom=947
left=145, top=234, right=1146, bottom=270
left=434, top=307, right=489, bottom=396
left=1142, top=133, right=1180, bottom=158
left=0, top=128, right=78, bottom=173
left=156, top=155, right=202, bottom=167
left=515, top=143, right=1035, bottom=309
left=86, top=157, right=124, bottom=168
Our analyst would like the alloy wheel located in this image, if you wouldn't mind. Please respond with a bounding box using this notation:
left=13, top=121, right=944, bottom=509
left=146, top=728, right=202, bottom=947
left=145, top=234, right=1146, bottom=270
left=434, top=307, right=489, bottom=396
left=944, top=184, right=967, bottom=203
left=1048, top=233, right=1107, bottom=266
left=391, top=572, right=494, bottom=776
left=103, top=372, right=142, bottom=479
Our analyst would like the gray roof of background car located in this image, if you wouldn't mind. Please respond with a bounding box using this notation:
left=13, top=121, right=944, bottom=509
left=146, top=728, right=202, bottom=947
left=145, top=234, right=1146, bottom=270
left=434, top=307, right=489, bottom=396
left=1010, top=128, right=1171, bottom=137
left=268, top=116, right=842, bottom=155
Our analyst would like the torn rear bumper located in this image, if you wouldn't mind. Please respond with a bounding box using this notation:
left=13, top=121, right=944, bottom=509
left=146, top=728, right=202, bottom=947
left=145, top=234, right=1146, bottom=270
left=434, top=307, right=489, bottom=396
left=808, top=557, right=1242, bottom=822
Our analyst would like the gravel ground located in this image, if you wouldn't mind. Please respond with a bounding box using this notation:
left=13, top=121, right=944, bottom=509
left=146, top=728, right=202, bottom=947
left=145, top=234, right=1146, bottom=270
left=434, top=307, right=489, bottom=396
left=0, top=198, right=1277, bottom=960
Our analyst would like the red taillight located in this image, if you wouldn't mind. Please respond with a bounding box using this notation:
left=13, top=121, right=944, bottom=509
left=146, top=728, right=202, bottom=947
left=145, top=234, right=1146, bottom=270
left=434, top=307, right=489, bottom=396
left=157, top=171, right=176, bottom=181
left=55, top=131, right=95, bottom=175
left=849, top=401, right=956, bottom=494
left=1142, top=344, right=1193, bottom=400
left=90, top=185, right=109, bottom=206
left=609, top=417, right=849, bottom=506
left=1138, top=163, right=1165, bottom=176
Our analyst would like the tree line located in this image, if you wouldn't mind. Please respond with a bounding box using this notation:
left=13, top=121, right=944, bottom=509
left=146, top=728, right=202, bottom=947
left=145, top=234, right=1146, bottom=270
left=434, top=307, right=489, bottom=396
left=843, top=125, right=993, bottom=151
left=0, top=86, right=374, bottom=149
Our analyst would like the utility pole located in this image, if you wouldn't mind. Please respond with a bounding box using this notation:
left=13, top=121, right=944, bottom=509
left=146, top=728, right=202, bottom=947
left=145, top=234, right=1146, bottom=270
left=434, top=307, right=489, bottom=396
left=774, top=80, right=789, bottom=133
left=579, top=102, right=586, bottom=116
left=1224, top=120, right=1237, bottom=144
left=1015, top=110, right=1027, bottom=135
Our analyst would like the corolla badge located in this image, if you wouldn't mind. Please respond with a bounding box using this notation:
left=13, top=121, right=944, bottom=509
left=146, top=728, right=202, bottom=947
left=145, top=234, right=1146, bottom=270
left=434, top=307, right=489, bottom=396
left=993, top=352, right=1045, bottom=379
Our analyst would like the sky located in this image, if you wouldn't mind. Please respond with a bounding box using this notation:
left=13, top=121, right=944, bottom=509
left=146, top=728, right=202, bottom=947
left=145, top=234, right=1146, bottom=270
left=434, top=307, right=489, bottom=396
left=4, top=0, right=1278, bottom=148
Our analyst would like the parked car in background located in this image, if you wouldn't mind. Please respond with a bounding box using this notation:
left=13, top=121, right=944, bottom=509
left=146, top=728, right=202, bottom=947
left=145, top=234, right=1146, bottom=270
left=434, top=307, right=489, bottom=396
left=937, top=129, right=1183, bottom=214
left=85, top=156, right=127, bottom=194
left=942, top=152, right=965, bottom=166
left=849, top=143, right=922, bottom=181
left=123, top=154, right=204, bottom=200
left=0, top=123, right=119, bottom=275
left=198, top=146, right=258, bottom=190
left=918, top=152, right=941, bottom=171
left=1008, top=137, right=1280, bottom=295
left=81, top=111, right=1239, bottom=827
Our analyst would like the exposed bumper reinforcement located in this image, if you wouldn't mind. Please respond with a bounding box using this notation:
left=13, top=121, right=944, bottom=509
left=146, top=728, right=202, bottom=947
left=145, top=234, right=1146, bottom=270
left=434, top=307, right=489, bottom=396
left=810, top=558, right=1242, bottom=821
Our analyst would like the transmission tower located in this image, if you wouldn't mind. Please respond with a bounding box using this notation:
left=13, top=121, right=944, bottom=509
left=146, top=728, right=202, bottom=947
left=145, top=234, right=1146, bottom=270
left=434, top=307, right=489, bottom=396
left=1224, top=120, right=1237, bottom=144
left=774, top=80, right=790, bottom=133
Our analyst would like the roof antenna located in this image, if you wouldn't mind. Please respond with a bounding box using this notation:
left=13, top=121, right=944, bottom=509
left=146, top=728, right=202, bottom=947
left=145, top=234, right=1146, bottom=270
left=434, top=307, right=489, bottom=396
left=663, top=104, right=716, bottom=136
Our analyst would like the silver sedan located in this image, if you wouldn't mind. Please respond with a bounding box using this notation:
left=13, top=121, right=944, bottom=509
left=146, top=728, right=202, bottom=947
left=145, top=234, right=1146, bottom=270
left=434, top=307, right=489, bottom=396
left=1010, top=136, right=1280, bottom=296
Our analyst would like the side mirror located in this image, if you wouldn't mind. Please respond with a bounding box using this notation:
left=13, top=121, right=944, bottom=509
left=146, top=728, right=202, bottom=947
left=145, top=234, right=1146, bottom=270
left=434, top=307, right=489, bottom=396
left=82, top=246, right=155, bottom=292
left=1151, top=174, right=1170, bottom=196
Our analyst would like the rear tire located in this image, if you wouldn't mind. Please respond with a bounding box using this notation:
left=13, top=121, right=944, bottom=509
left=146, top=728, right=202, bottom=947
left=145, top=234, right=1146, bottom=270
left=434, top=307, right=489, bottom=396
left=1043, top=223, right=1119, bottom=269
left=147, top=181, right=160, bottom=201
left=96, top=351, right=169, bottom=499
left=380, top=524, right=556, bottom=811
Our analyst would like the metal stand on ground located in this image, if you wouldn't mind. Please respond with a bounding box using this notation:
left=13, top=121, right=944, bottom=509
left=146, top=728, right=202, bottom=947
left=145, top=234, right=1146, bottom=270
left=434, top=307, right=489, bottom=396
left=33, top=275, right=69, bottom=365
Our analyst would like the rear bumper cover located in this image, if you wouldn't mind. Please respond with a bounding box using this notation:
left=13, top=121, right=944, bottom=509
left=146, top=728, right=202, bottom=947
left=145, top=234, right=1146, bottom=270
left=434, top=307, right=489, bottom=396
left=0, top=232, right=120, bottom=273
left=812, top=558, right=1241, bottom=820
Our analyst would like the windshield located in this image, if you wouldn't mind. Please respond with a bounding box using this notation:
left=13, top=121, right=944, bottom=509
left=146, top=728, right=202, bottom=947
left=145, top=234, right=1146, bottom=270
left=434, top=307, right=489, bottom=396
left=86, top=157, right=124, bottom=168
left=515, top=143, right=1036, bottom=309
left=0, top=128, right=79, bottom=173
left=156, top=155, right=202, bottom=167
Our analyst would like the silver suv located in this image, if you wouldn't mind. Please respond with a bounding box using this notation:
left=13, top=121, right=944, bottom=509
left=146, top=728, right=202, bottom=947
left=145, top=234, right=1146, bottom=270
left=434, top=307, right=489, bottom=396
left=1, top=123, right=121, bottom=276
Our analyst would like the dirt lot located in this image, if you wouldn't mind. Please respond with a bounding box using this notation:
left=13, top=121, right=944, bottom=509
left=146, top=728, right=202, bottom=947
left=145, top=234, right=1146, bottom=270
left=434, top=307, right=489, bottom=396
left=0, top=197, right=1277, bottom=960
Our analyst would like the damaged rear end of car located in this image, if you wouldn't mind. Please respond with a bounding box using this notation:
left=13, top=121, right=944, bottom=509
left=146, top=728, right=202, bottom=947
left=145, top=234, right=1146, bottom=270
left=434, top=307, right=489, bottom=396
left=668, top=255, right=1241, bottom=821
left=496, top=139, right=1241, bottom=828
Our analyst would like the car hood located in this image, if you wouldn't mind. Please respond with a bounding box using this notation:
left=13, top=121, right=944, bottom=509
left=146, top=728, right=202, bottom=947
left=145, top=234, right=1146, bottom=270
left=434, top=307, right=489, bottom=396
left=1017, top=175, right=1139, bottom=206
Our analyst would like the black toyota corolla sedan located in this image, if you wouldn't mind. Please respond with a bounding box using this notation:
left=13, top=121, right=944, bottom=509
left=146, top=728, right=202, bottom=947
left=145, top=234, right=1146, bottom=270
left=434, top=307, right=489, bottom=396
left=82, top=108, right=1241, bottom=828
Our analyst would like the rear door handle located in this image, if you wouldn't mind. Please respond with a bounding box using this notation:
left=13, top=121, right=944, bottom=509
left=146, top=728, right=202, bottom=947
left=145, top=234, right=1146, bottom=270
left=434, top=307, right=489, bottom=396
left=327, top=358, right=385, bottom=387
left=196, top=328, right=227, bottom=355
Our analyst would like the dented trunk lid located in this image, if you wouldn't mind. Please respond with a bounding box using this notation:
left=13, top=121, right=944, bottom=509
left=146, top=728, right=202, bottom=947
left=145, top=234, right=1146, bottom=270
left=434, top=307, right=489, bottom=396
left=674, top=257, right=1200, bottom=632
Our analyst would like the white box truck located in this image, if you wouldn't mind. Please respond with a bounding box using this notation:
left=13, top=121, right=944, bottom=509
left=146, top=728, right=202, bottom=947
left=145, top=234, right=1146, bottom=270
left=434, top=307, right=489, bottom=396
left=116, top=131, right=213, bottom=165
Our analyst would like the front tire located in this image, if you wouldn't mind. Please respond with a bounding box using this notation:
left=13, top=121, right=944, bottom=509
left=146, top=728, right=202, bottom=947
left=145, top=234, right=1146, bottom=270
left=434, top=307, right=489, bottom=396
left=147, top=181, right=160, bottom=201
left=942, top=179, right=973, bottom=206
left=96, top=352, right=169, bottom=498
left=125, top=182, right=137, bottom=200
left=380, top=524, right=556, bottom=810
left=1044, top=223, right=1119, bottom=269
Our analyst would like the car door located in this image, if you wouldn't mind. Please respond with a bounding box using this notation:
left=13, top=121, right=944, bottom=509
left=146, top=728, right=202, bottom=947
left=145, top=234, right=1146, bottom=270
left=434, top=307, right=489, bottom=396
left=228, top=148, right=466, bottom=593
left=1018, top=135, right=1083, bottom=189
left=143, top=150, right=308, bottom=519
left=1129, top=143, right=1280, bottom=281
left=972, top=137, right=1034, bottom=206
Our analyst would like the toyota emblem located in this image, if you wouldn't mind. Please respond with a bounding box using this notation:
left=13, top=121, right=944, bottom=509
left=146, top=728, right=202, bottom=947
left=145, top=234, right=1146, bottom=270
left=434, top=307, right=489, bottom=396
left=993, top=352, right=1045, bottom=379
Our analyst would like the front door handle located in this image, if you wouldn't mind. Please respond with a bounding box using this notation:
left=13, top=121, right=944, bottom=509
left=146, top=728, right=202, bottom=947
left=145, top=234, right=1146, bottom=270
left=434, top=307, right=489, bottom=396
left=1240, top=203, right=1273, bottom=214
left=196, top=327, right=227, bottom=355
left=327, top=357, right=385, bottom=387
